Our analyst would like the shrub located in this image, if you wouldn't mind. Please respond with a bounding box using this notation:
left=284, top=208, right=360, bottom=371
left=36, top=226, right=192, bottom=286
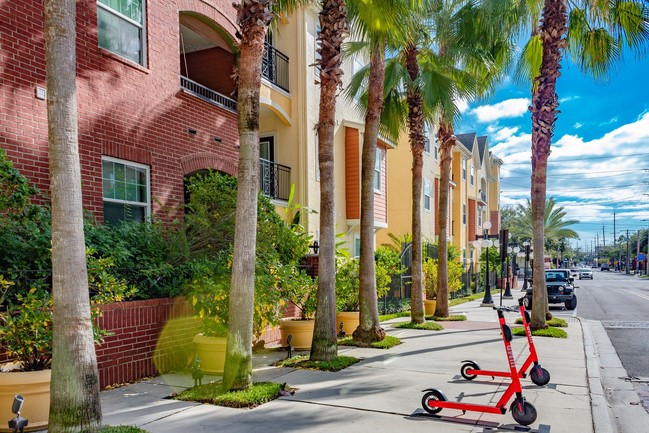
left=422, top=258, right=463, bottom=299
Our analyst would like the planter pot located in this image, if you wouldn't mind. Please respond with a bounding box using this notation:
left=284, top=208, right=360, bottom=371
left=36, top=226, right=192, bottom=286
left=0, top=369, right=51, bottom=432
left=424, top=299, right=437, bottom=316
left=279, top=319, right=315, bottom=350
left=336, top=311, right=360, bottom=336
left=192, top=334, right=227, bottom=374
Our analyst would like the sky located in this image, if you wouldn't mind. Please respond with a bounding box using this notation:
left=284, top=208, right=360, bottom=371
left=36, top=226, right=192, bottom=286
left=456, top=52, right=649, bottom=254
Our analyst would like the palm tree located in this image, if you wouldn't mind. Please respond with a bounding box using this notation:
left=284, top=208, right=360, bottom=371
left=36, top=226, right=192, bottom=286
left=505, top=198, right=579, bottom=248
left=344, top=0, right=415, bottom=344
left=310, top=0, right=349, bottom=361
left=525, top=0, right=649, bottom=329
left=45, top=0, right=102, bottom=430
left=223, top=0, right=304, bottom=391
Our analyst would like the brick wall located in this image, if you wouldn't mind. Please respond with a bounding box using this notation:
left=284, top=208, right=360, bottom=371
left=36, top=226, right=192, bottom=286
left=0, top=0, right=240, bottom=223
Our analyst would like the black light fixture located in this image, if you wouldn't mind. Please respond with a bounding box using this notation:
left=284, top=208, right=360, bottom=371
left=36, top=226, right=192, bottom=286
left=213, top=137, right=222, bottom=143
left=309, top=241, right=319, bottom=254
left=8, top=394, right=28, bottom=433
left=187, top=127, right=197, bottom=135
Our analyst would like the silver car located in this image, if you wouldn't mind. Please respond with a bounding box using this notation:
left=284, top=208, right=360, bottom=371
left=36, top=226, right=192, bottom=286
left=579, top=268, right=593, bottom=280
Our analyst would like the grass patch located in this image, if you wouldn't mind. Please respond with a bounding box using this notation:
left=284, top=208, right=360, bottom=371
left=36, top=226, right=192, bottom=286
left=512, top=326, right=567, bottom=338
left=392, top=321, right=443, bottom=331
left=338, top=335, right=401, bottom=349
left=274, top=355, right=360, bottom=371
left=379, top=311, right=411, bottom=322
left=100, top=427, right=149, bottom=433
left=515, top=317, right=568, bottom=328
left=449, top=293, right=484, bottom=307
left=425, top=314, right=467, bottom=321
left=173, top=381, right=287, bottom=408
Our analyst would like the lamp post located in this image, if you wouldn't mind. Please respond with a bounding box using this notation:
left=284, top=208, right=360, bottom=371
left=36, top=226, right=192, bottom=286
left=522, top=241, right=532, bottom=291
left=479, top=221, right=494, bottom=306
left=472, top=240, right=481, bottom=294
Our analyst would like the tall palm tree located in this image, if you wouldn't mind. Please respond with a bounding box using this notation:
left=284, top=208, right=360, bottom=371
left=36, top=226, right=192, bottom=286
left=506, top=198, right=579, bottom=248
left=223, top=0, right=304, bottom=391
left=310, top=0, right=349, bottom=361
left=45, top=0, right=102, bottom=430
left=344, top=0, right=415, bottom=344
left=525, top=0, right=649, bottom=329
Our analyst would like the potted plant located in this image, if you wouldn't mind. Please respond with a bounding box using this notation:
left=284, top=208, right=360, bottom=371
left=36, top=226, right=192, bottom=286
left=0, top=254, right=136, bottom=431
left=335, top=248, right=400, bottom=336
left=422, top=258, right=438, bottom=315
left=278, top=265, right=318, bottom=350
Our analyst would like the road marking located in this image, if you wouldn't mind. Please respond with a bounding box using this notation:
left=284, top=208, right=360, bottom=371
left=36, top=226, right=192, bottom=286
left=621, top=288, right=649, bottom=302
left=602, top=321, right=649, bottom=329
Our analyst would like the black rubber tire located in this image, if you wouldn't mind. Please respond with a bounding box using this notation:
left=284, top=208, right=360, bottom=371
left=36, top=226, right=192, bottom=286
left=421, top=390, right=446, bottom=414
left=510, top=399, right=537, bottom=425
left=530, top=366, right=551, bottom=386
left=460, top=362, right=479, bottom=380
left=565, top=295, right=577, bottom=310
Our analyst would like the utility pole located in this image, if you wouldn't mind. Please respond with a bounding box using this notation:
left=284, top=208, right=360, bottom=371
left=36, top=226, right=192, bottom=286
left=602, top=225, right=606, bottom=248
left=613, top=210, right=616, bottom=247
left=626, top=229, right=630, bottom=274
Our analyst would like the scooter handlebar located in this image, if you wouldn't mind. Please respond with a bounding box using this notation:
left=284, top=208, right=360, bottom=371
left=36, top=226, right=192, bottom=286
left=493, top=305, right=518, bottom=313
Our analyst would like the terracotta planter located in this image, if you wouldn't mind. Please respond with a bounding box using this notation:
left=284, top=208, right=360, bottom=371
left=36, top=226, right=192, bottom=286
left=192, top=334, right=227, bottom=374
left=336, top=311, right=360, bottom=336
left=279, top=319, right=315, bottom=350
left=0, top=369, right=51, bottom=432
left=424, top=299, right=437, bottom=316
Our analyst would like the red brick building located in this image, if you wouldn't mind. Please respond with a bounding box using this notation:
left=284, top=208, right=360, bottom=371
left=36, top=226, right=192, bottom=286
left=1, top=0, right=242, bottom=223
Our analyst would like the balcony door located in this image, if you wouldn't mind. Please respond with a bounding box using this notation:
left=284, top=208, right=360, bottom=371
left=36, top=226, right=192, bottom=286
left=260, top=136, right=276, bottom=198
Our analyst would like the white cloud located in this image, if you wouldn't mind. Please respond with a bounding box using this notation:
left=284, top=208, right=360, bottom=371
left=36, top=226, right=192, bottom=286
left=599, top=116, right=618, bottom=126
left=573, top=122, right=583, bottom=129
left=492, top=126, right=520, bottom=142
left=454, top=98, right=469, bottom=114
left=471, top=98, right=530, bottom=123
left=559, top=95, right=581, bottom=104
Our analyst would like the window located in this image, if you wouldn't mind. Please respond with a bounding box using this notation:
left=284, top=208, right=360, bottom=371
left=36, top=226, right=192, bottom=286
left=314, top=23, right=321, bottom=75
left=462, top=158, right=467, bottom=180
left=478, top=205, right=483, bottom=227
left=354, top=236, right=361, bottom=258
left=374, top=148, right=382, bottom=191
left=102, top=157, right=149, bottom=224
left=434, top=142, right=439, bottom=160
left=462, top=204, right=466, bottom=224
left=352, top=56, right=364, bottom=101
left=98, top=0, right=145, bottom=65
left=424, top=124, right=431, bottom=153
left=315, top=133, right=320, bottom=181
left=470, top=163, right=474, bottom=185
left=424, top=179, right=431, bottom=211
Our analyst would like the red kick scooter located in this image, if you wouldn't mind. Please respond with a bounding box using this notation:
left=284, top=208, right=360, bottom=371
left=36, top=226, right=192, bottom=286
left=421, top=305, right=537, bottom=426
left=459, top=297, right=550, bottom=386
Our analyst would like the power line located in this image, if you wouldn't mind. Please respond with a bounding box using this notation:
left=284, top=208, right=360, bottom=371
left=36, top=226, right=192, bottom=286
left=501, top=168, right=648, bottom=179
left=503, top=153, right=649, bottom=165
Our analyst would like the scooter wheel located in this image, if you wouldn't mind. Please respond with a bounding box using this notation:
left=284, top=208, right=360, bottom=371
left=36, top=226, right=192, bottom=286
left=421, top=390, right=446, bottom=414
left=530, top=366, right=550, bottom=386
left=510, top=399, right=537, bottom=425
left=460, top=361, right=479, bottom=380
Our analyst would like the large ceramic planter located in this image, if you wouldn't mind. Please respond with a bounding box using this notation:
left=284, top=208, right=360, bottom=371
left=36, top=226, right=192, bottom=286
left=0, top=369, right=51, bottom=432
left=424, top=299, right=437, bottom=316
left=192, top=334, right=227, bottom=374
left=279, top=319, right=315, bottom=350
left=336, top=311, right=360, bottom=336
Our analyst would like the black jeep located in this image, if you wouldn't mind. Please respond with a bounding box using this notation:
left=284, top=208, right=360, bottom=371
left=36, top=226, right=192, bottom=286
left=524, top=269, right=577, bottom=310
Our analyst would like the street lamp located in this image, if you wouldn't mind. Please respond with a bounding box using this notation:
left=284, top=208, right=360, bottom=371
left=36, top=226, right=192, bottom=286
left=480, top=221, right=494, bottom=306
left=522, top=241, right=532, bottom=291
left=503, top=246, right=520, bottom=299
left=472, top=240, right=482, bottom=294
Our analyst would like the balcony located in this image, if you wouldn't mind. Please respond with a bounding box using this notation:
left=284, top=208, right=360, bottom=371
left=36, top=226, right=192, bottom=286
left=262, top=43, right=289, bottom=93
left=260, top=158, right=291, bottom=201
left=180, top=76, right=237, bottom=113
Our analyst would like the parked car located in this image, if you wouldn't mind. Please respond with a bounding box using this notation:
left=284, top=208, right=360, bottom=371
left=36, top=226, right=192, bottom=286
left=569, top=268, right=579, bottom=279
left=600, top=263, right=610, bottom=271
left=579, top=268, right=593, bottom=280
left=524, top=269, right=576, bottom=310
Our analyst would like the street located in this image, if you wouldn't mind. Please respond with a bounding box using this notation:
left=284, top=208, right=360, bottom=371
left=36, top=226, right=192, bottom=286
left=549, top=270, right=649, bottom=420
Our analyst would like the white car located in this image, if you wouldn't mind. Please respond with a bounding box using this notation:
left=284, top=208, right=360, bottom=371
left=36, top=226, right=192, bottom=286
left=570, top=268, right=579, bottom=279
left=579, top=268, right=593, bottom=280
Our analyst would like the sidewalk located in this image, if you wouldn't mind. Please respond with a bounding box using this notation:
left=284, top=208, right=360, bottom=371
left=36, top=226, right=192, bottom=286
left=99, top=296, right=613, bottom=432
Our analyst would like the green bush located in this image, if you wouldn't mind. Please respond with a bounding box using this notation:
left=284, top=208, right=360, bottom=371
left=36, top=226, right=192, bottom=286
left=422, top=258, right=463, bottom=299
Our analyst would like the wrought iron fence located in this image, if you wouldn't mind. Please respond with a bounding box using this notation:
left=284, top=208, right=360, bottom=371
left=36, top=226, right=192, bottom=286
left=262, top=43, right=290, bottom=92
left=180, top=76, right=237, bottom=112
left=260, top=158, right=291, bottom=201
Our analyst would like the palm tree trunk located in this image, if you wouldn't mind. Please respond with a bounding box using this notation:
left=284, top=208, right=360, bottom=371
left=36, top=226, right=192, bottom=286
left=529, top=0, right=566, bottom=329
left=222, top=0, right=273, bottom=391
left=354, top=41, right=386, bottom=343
left=311, top=0, right=348, bottom=361
left=435, top=121, right=455, bottom=318
left=45, top=1, right=102, bottom=430
left=405, top=43, right=425, bottom=324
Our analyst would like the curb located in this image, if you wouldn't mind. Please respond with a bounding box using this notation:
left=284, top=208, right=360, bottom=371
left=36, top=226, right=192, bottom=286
left=579, top=317, right=615, bottom=433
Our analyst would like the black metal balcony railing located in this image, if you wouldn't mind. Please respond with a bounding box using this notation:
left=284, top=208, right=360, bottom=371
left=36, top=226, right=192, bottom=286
left=260, top=158, right=291, bottom=201
left=180, top=76, right=237, bottom=113
left=262, top=43, right=289, bottom=92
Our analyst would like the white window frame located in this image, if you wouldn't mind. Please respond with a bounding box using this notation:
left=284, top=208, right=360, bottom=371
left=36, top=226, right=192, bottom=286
left=97, top=0, right=146, bottom=66
left=102, top=156, right=150, bottom=223
left=470, top=163, right=474, bottom=185
left=374, top=148, right=382, bottom=192
left=434, top=142, right=439, bottom=161
left=424, top=179, right=431, bottom=211
left=462, top=158, right=467, bottom=180
left=462, top=203, right=466, bottom=225
left=354, top=235, right=361, bottom=258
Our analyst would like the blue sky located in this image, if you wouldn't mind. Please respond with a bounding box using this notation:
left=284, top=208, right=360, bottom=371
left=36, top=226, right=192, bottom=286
left=456, top=54, right=649, bottom=254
